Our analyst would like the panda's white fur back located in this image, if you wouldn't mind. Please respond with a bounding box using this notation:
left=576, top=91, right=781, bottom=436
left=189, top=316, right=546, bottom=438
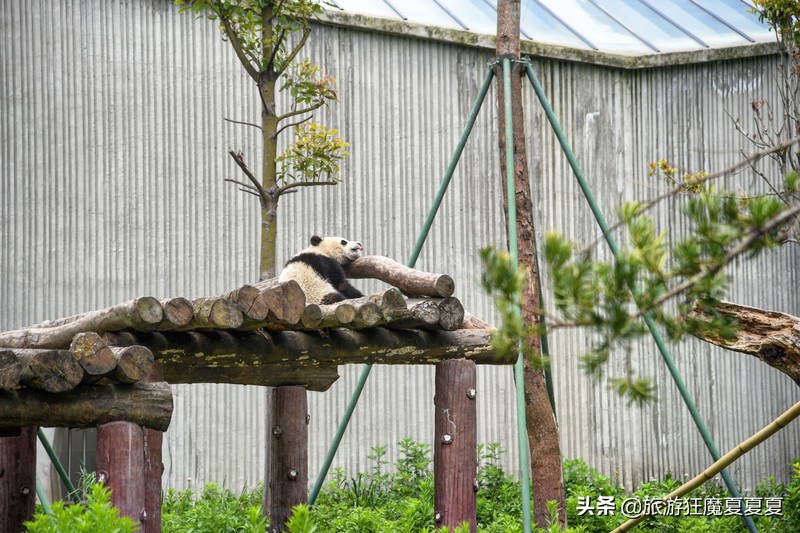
left=279, top=235, right=364, bottom=305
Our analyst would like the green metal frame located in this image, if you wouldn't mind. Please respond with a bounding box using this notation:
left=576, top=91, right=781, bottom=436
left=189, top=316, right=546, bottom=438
left=309, top=64, right=497, bottom=506
left=522, top=58, right=757, bottom=533
left=37, top=428, right=80, bottom=504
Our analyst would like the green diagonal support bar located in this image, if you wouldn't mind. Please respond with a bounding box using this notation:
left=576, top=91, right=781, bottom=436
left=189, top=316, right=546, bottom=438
left=503, top=57, right=534, bottom=533
left=308, top=65, right=496, bottom=506
left=522, top=59, right=757, bottom=533
left=37, top=428, right=80, bottom=504
left=36, top=475, right=52, bottom=515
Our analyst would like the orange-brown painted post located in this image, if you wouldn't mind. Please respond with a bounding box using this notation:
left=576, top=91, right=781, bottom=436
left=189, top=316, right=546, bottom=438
left=434, top=359, right=477, bottom=532
left=97, top=421, right=145, bottom=529
left=0, top=427, right=37, bottom=532
left=267, top=386, right=308, bottom=532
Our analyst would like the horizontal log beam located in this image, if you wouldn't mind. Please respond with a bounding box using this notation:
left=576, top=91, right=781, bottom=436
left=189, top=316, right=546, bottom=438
left=689, top=301, right=800, bottom=384
left=105, top=327, right=507, bottom=374
left=0, top=381, right=173, bottom=431
left=0, top=298, right=164, bottom=349
left=345, top=255, right=455, bottom=297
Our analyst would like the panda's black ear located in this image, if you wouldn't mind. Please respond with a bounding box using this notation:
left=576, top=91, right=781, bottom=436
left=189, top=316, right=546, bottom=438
left=310, top=235, right=322, bottom=246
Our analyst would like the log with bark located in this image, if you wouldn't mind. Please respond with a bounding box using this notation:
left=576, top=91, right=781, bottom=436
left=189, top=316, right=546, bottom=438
left=254, top=279, right=306, bottom=323
left=0, top=350, right=22, bottom=389
left=689, top=300, right=800, bottom=384
left=0, top=298, right=164, bottom=349
left=184, top=297, right=244, bottom=330
left=105, top=327, right=508, bottom=373
left=225, top=284, right=270, bottom=321
left=0, top=381, right=173, bottom=431
left=345, top=255, right=455, bottom=297
left=70, top=332, right=117, bottom=378
left=158, top=297, right=195, bottom=329
left=0, top=339, right=157, bottom=391
left=110, top=345, right=155, bottom=384
left=17, top=349, right=84, bottom=393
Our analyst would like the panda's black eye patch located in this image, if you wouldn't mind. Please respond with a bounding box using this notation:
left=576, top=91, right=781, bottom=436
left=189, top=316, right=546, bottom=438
left=341, top=240, right=347, bottom=245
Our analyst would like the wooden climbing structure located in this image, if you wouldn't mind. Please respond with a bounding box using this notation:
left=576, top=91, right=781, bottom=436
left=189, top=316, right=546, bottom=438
left=0, top=254, right=506, bottom=532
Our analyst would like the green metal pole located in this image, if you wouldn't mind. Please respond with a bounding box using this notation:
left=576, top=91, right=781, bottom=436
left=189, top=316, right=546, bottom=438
left=35, top=475, right=52, bottom=514
left=503, top=57, right=533, bottom=533
left=308, top=65, right=496, bottom=506
left=522, top=59, right=758, bottom=533
left=407, top=64, right=496, bottom=267
left=37, top=428, right=80, bottom=503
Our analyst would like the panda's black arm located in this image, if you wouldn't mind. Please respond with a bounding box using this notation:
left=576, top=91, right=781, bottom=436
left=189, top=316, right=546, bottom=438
left=337, top=281, right=363, bottom=299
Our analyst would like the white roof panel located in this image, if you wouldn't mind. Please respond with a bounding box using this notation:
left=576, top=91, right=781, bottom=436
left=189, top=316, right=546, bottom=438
left=326, top=0, right=775, bottom=55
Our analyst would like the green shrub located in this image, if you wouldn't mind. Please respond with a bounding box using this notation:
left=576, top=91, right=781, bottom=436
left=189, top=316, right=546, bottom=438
left=162, top=482, right=266, bottom=532
left=23, top=483, right=139, bottom=533
left=27, top=444, right=798, bottom=533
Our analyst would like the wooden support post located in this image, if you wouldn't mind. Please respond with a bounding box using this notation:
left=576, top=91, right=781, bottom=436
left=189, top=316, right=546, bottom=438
left=97, top=421, right=145, bottom=529
left=143, top=364, right=165, bottom=533
left=434, top=360, right=477, bottom=532
left=0, top=426, right=37, bottom=532
left=266, top=386, right=308, bottom=532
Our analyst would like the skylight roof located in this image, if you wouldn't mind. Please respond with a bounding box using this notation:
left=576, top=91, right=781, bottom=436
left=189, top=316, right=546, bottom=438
left=326, top=0, right=775, bottom=55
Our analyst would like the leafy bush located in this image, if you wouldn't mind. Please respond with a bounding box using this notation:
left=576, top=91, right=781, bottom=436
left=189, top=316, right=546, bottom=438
left=162, top=483, right=266, bottom=532
left=26, top=443, right=800, bottom=533
left=24, top=483, right=139, bottom=533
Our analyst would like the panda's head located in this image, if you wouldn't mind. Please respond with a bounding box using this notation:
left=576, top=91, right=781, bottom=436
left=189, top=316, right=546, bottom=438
left=306, top=235, right=364, bottom=264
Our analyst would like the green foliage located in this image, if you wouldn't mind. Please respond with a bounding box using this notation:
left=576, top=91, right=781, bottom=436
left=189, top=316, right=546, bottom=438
left=285, top=504, right=317, bottom=533
left=750, top=0, right=800, bottom=47
left=34, top=446, right=794, bottom=532
left=276, top=122, right=349, bottom=184
left=175, top=0, right=325, bottom=72
left=542, top=172, right=797, bottom=404
left=162, top=483, right=266, bottom=532
left=479, top=247, right=547, bottom=369
left=23, top=483, right=140, bottom=533
left=175, top=0, right=349, bottom=212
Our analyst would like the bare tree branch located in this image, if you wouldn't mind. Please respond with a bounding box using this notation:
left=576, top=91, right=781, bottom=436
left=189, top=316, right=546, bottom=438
left=224, top=117, right=263, bottom=131
left=276, top=28, right=310, bottom=77
left=277, top=101, right=324, bottom=124
left=272, top=115, right=312, bottom=139
left=219, top=14, right=260, bottom=81
left=223, top=178, right=258, bottom=191
left=266, top=28, right=286, bottom=74
left=274, top=179, right=337, bottom=200
left=228, top=150, right=267, bottom=202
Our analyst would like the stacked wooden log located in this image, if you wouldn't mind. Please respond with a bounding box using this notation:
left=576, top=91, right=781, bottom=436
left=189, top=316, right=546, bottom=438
left=0, top=332, right=169, bottom=430
left=0, top=255, right=495, bottom=420
left=0, top=332, right=155, bottom=392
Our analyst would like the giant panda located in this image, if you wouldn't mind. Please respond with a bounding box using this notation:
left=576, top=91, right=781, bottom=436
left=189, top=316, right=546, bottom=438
left=279, top=235, right=365, bottom=305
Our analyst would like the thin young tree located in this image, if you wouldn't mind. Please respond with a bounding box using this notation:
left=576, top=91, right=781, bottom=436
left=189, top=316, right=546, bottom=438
left=177, top=0, right=348, bottom=280
left=176, top=1, right=348, bottom=529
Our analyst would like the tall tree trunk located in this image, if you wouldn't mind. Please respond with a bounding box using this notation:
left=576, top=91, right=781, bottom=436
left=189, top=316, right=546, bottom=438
left=495, top=0, right=566, bottom=527
left=258, top=7, right=308, bottom=528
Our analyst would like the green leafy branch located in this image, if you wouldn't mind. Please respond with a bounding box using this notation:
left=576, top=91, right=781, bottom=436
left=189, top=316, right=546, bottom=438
left=175, top=0, right=324, bottom=78
left=479, top=247, right=547, bottom=370
left=542, top=168, right=799, bottom=405
left=274, top=122, right=349, bottom=193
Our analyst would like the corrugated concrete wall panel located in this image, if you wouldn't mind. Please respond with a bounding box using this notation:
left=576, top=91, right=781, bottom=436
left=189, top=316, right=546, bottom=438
left=2, top=0, right=797, bottom=496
